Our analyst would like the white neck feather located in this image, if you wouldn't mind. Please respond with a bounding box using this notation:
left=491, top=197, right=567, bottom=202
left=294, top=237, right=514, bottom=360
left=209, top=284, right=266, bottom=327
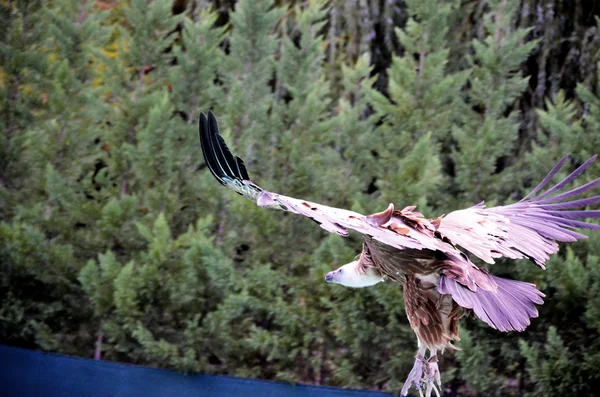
left=338, top=261, right=384, bottom=288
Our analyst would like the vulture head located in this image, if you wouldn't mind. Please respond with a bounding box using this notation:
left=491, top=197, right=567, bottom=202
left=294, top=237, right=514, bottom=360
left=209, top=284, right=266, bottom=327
left=324, top=261, right=385, bottom=288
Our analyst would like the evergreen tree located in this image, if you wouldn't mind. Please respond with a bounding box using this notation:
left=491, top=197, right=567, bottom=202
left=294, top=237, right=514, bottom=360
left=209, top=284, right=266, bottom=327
left=451, top=0, right=538, bottom=205
left=1, top=0, right=599, bottom=395
left=0, top=0, right=47, bottom=213
left=367, top=0, right=468, bottom=213
left=0, top=0, right=109, bottom=355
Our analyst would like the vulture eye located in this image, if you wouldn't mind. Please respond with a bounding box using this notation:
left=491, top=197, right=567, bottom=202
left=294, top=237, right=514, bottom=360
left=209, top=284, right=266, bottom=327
left=339, top=269, right=343, bottom=273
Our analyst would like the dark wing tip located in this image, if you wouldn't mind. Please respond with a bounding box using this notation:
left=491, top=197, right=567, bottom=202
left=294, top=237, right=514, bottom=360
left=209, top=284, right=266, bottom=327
left=198, top=111, right=252, bottom=185
left=199, top=111, right=226, bottom=185
left=236, top=156, right=250, bottom=181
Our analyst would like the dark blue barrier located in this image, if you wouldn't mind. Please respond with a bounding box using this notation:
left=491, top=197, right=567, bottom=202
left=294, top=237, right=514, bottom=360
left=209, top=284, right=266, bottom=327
left=0, top=345, right=398, bottom=397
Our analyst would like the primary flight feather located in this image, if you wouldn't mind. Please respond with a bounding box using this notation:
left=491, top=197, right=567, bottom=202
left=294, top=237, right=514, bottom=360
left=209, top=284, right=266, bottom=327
left=198, top=111, right=600, bottom=397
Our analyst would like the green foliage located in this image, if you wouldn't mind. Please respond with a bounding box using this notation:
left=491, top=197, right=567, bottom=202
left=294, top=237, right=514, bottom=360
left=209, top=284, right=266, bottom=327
left=367, top=0, right=468, bottom=212
left=454, top=327, right=503, bottom=394
left=1, top=0, right=600, bottom=396
left=0, top=0, right=47, bottom=215
left=452, top=0, right=538, bottom=204
left=576, top=61, right=600, bottom=159
left=520, top=326, right=582, bottom=396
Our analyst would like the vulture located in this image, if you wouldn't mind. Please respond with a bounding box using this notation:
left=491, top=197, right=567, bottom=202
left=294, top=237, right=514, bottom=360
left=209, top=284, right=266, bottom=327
left=198, top=111, right=600, bottom=397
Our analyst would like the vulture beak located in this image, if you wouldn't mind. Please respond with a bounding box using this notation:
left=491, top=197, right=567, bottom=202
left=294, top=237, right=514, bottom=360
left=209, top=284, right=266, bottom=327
left=324, top=271, right=335, bottom=283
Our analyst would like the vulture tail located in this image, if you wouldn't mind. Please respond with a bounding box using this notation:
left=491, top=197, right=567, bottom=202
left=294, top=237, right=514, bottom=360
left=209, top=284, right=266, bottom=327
left=438, top=275, right=544, bottom=332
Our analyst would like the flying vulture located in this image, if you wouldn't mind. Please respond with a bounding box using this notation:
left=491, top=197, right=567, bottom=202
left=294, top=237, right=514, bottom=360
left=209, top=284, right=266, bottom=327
left=198, top=111, right=600, bottom=397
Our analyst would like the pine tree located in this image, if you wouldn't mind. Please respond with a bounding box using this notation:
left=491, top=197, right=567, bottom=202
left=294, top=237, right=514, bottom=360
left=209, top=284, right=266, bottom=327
left=1, top=0, right=600, bottom=395
left=73, top=0, right=218, bottom=363
left=575, top=59, right=600, bottom=160
left=0, top=0, right=110, bottom=355
left=451, top=0, right=537, bottom=205
left=366, top=0, right=468, bottom=213
left=0, top=0, right=47, bottom=213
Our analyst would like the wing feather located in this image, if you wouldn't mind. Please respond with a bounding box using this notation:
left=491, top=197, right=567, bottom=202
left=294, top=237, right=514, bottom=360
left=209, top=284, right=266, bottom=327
left=235, top=156, right=250, bottom=180
left=199, top=112, right=600, bottom=272
left=520, top=155, right=569, bottom=200
left=437, top=155, right=600, bottom=267
left=528, top=155, right=597, bottom=201
left=199, top=113, right=227, bottom=186
left=198, top=112, right=453, bottom=251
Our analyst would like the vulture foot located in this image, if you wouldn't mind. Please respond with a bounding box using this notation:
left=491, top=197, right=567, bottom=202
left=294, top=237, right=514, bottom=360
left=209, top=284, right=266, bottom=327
left=401, top=352, right=441, bottom=397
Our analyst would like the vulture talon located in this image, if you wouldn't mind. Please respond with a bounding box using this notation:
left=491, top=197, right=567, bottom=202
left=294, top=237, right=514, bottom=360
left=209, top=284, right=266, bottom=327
left=402, top=348, right=441, bottom=397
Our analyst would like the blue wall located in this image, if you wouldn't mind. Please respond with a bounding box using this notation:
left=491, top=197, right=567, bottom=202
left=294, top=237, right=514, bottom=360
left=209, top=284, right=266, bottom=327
left=0, top=345, right=398, bottom=397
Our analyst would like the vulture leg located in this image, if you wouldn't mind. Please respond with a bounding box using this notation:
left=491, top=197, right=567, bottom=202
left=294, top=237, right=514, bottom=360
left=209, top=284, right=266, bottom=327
left=424, top=349, right=441, bottom=397
left=402, top=275, right=453, bottom=396
left=400, top=343, right=441, bottom=397
left=401, top=343, right=426, bottom=396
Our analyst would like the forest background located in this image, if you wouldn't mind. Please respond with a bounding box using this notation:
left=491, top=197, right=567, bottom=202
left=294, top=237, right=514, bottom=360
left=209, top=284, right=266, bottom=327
left=2, top=0, right=600, bottom=396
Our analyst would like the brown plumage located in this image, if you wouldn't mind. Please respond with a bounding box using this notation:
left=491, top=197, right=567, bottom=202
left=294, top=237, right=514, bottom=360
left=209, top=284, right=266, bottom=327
left=198, top=111, right=600, bottom=397
left=360, top=238, right=462, bottom=352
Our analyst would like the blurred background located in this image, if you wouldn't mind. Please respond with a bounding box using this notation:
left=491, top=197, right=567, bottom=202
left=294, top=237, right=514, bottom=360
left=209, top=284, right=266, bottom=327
left=1, top=0, right=600, bottom=395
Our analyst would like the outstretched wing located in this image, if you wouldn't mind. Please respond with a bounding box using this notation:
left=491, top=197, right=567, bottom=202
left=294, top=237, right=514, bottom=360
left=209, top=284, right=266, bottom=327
left=437, top=155, right=600, bottom=268
left=199, top=111, right=450, bottom=252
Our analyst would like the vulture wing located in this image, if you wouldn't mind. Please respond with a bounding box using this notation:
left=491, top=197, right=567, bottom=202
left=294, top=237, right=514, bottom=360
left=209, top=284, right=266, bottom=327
left=199, top=112, right=450, bottom=253
left=437, top=155, right=600, bottom=268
